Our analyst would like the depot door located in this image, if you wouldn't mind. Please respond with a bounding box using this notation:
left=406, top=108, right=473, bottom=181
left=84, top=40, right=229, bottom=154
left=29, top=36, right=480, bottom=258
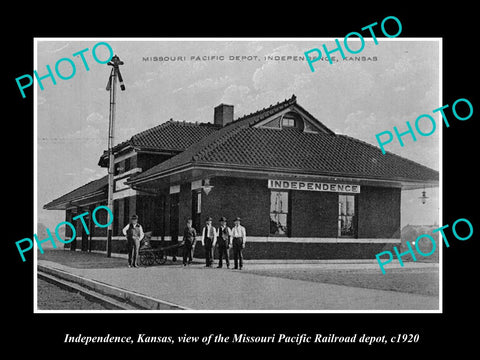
left=169, top=193, right=179, bottom=242
left=82, top=209, right=92, bottom=251
left=191, top=190, right=201, bottom=232
left=81, top=214, right=89, bottom=251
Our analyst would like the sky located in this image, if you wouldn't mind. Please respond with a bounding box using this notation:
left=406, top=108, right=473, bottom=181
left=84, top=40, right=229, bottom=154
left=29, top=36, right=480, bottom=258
left=36, top=38, right=440, bottom=230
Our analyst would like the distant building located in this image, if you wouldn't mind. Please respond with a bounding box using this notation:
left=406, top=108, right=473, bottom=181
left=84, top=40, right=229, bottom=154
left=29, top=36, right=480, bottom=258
left=44, top=95, right=439, bottom=259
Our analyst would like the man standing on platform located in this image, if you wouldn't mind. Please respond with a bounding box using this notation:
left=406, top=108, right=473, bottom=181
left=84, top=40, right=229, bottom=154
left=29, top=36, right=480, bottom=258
left=201, top=217, right=216, bottom=267
left=231, top=217, right=246, bottom=270
left=182, top=218, right=197, bottom=266
left=122, top=214, right=144, bottom=268
left=216, top=217, right=232, bottom=268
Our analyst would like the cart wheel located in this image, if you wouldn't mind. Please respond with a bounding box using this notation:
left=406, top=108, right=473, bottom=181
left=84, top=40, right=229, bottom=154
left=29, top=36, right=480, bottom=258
left=155, top=251, right=167, bottom=265
left=140, top=252, right=155, bottom=266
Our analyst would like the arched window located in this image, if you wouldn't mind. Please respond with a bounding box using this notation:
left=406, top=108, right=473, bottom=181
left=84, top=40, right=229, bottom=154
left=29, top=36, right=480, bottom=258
left=260, top=110, right=320, bottom=133
left=281, top=111, right=303, bottom=130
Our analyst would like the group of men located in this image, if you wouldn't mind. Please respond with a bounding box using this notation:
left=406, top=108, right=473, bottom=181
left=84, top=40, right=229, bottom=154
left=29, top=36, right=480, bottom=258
left=122, top=215, right=247, bottom=270
left=183, top=216, right=247, bottom=269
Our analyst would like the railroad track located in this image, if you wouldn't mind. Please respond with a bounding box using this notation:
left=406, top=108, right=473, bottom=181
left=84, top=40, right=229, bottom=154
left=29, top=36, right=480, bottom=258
left=37, top=265, right=189, bottom=310
left=38, top=269, right=148, bottom=310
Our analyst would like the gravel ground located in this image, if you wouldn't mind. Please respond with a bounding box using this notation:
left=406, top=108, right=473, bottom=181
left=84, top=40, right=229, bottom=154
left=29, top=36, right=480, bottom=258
left=37, top=278, right=109, bottom=310
left=243, top=267, right=439, bottom=296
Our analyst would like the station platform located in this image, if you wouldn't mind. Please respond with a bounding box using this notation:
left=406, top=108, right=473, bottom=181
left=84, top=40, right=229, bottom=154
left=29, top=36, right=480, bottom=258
left=37, top=249, right=439, bottom=311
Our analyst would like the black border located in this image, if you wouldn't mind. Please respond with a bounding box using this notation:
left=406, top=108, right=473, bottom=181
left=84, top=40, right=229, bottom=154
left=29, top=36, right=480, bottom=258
left=6, top=5, right=478, bottom=354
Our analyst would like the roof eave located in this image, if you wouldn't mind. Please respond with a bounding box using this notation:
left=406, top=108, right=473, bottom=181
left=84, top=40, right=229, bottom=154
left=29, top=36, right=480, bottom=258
left=194, top=162, right=439, bottom=186
left=125, top=160, right=439, bottom=188
left=43, top=189, right=106, bottom=210
left=126, top=162, right=192, bottom=185
left=98, top=143, right=136, bottom=167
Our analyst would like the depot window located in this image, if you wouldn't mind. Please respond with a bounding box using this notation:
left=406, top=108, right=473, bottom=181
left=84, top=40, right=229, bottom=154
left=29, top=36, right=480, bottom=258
left=114, top=161, right=123, bottom=175
left=270, top=191, right=289, bottom=235
left=338, top=194, right=356, bottom=237
left=124, top=157, right=131, bottom=172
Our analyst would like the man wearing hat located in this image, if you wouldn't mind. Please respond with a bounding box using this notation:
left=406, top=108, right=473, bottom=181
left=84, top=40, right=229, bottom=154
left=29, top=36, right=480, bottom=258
left=231, top=217, right=247, bottom=270
left=201, top=217, right=217, bottom=267
left=216, top=217, right=232, bottom=268
left=182, top=218, right=197, bottom=266
left=122, top=214, right=144, bottom=268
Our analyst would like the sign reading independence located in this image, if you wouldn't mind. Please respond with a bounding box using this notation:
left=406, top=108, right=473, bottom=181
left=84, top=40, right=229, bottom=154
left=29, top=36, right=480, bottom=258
left=268, top=179, right=361, bottom=193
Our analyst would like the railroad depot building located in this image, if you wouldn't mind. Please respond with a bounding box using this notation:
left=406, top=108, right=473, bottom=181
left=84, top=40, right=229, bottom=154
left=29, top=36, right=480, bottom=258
left=44, top=95, right=439, bottom=259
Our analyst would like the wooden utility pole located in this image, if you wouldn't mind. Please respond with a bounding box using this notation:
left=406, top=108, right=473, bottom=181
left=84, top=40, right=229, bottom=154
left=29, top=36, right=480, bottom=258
left=105, top=55, right=125, bottom=257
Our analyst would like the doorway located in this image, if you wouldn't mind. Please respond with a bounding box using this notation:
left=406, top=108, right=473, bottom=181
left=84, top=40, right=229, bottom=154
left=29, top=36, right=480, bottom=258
left=191, top=190, right=202, bottom=232
left=169, top=192, right=179, bottom=241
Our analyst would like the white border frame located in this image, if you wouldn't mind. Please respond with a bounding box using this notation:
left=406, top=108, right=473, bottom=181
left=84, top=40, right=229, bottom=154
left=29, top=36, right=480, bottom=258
left=34, top=37, right=443, bottom=314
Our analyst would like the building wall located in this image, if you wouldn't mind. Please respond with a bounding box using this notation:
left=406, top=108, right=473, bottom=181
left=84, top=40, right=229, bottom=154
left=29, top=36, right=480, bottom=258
left=201, top=177, right=270, bottom=235
left=163, top=192, right=171, bottom=237
left=191, top=241, right=392, bottom=260
left=115, top=154, right=137, bottom=175
left=84, top=238, right=396, bottom=260
left=189, top=177, right=401, bottom=259
left=357, top=186, right=401, bottom=238
left=64, top=209, right=74, bottom=250
left=196, top=177, right=400, bottom=239
left=117, top=198, right=124, bottom=236
left=136, top=194, right=165, bottom=237
left=137, top=153, right=174, bottom=172
left=179, top=183, right=193, bottom=227
left=112, top=196, right=137, bottom=235
left=65, top=209, right=73, bottom=238
left=79, top=178, right=402, bottom=259
left=290, top=191, right=338, bottom=237
left=91, top=203, right=108, bottom=238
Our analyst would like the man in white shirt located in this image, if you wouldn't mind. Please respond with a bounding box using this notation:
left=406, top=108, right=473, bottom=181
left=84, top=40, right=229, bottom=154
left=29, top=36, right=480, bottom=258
left=231, top=217, right=246, bottom=270
left=201, top=217, right=217, bottom=267
left=122, top=214, right=145, bottom=268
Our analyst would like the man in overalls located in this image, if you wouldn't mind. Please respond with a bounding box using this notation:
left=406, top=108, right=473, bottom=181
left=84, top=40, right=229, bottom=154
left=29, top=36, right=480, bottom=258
left=201, top=217, right=216, bottom=267
left=216, top=217, right=232, bottom=268
left=231, top=217, right=246, bottom=270
left=122, top=214, right=144, bottom=268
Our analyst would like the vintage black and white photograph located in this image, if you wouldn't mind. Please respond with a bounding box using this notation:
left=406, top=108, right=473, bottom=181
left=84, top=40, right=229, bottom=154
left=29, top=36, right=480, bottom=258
left=35, top=38, right=441, bottom=312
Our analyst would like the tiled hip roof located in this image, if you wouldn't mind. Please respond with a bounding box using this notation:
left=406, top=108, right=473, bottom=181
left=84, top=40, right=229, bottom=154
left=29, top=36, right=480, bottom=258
left=43, top=175, right=108, bottom=210
left=196, top=127, right=439, bottom=182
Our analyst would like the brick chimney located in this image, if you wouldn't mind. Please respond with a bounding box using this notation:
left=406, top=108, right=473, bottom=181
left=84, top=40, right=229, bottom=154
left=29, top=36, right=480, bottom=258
left=214, top=104, right=234, bottom=127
